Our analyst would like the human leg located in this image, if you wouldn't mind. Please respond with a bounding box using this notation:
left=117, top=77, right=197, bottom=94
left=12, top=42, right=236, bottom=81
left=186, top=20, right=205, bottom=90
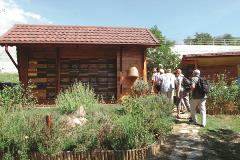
left=199, top=99, right=207, bottom=127
left=167, top=89, right=174, bottom=104
left=176, top=96, right=182, bottom=118
left=182, top=92, right=190, bottom=112
left=190, top=99, right=199, bottom=124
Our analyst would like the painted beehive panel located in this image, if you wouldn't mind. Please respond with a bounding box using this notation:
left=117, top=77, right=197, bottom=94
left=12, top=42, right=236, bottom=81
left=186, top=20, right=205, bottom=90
left=60, top=58, right=117, bottom=101
left=28, top=58, right=57, bottom=101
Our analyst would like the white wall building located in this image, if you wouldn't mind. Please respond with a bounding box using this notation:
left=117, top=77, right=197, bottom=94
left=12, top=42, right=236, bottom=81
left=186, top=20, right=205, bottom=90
left=171, top=45, right=240, bottom=57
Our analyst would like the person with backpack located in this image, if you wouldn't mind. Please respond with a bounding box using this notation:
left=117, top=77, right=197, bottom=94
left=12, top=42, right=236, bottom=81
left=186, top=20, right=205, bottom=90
left=175, top=69, right=191, bottom=118
left=189, top=69, right=209, bottom=127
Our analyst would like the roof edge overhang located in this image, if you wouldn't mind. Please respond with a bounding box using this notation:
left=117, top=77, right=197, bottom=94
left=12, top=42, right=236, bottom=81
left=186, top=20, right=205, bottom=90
left=0, top=42, right=159, bottom=48
left=183, top=52, right=240, bottom=59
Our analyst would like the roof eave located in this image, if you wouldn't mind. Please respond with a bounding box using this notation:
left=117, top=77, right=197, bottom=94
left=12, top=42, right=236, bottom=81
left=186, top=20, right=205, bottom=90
left=0, top=42, right=160, bottom=47
left=183, top=52, right=240, bottom=59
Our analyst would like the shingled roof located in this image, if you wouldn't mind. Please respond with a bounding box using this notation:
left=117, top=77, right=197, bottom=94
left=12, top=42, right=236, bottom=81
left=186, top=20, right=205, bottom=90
left=0, top=24, right=159, bottom=46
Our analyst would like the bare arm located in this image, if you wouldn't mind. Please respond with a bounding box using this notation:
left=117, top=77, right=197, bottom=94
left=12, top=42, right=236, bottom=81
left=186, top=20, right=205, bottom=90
left=176, top=78, right=182, bottom=97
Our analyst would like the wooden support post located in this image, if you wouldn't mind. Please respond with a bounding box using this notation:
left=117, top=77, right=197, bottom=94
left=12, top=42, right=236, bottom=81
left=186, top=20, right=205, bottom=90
left=17, top=47, right=28, bottom=87
left=56, top=48, right=60, bottom=94
left=143, top=47, right=147, bottom=81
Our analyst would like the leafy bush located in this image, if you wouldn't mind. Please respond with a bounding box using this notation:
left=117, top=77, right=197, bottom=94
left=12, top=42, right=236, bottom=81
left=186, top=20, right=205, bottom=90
left=122, top=95, right=173, bottom=138
left=73, top=120, right=101, bottom=151
left=0, top=84, right=173, bottom=158
left=0, top=108, right=70, bottom=159
left=207, top=79, right=240, bottom=109
left=0, top=84, right=37, bottom=112
left=56, top=82, right=98, bottom=114
left=57, top=94, right=173, bottom=152
left=131, top=78, right=151, bottom=96
left=107, top=114, right=154, bottom=150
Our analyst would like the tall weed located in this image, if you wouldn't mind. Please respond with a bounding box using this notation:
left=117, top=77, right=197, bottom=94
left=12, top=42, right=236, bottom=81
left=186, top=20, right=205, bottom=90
left=56, top=82, right=98, bottom=114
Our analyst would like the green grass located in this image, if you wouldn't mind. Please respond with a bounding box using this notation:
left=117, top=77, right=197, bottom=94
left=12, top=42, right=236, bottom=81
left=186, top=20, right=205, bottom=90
left=199, top=115, right=240, bottom=159
left=200, top=115, right=240, bottom=133
left=0, top=73, right=19, bottom=83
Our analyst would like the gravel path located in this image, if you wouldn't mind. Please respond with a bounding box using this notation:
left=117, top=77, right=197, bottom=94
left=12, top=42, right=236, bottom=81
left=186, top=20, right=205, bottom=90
left=155, top=113, right=211, bottom=160
left=152, top=112, right=240, bottom=160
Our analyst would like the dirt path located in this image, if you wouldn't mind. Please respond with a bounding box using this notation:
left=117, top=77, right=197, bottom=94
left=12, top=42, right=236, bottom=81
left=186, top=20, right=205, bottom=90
left=152, top=112, right=240, bottom=160
left=155, top=113, right=214, bottom=160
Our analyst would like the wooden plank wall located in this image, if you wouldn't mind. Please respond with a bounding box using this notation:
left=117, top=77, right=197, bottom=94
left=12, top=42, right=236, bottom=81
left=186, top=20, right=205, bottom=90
left=17, top=45, right=146, bottom=103
left=121, top=46, right=144, bottom=98
left=182, top=56, right=239, bottom=83
left=198, top=65, right=237, bottom=82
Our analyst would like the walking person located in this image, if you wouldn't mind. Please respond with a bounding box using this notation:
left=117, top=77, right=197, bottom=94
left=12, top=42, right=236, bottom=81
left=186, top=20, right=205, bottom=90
left=189, top=69, right=208, bottom=127
left=155, top=68, right=164, bottom=93
left=175, top=69, right=191, bottom=118
left=158, top=69, right=176, bottom=104
left=151, top=67, right=158, bottom=94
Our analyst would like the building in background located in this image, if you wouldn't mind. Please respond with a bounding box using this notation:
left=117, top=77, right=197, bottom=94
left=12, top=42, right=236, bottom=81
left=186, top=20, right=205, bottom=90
left=181, top=52, right=240, bottom=83
left=172, top=45, right=240, bottom=83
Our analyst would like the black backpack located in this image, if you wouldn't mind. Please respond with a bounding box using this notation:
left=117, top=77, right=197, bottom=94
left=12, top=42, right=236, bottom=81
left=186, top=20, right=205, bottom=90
left=199, top=77, right=210, bottom=94
left=182, top=77, right=192, bottom=92
left=193, top=77, right=210, bottom=98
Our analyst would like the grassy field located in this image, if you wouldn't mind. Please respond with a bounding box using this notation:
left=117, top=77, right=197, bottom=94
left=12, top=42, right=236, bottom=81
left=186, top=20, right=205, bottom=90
left=0, top=73, right=19, bottom=83
left=200, top=115, right=240, bottom=159
left=201, top=115, right=240, bottom=133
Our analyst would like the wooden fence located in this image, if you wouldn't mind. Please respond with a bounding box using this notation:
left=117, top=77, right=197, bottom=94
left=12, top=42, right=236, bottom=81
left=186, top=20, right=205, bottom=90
left=30, top=143, right=162, bottom=160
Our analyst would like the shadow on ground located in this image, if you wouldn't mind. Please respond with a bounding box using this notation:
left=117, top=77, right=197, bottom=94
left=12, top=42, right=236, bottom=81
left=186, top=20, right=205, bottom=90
left=201, top=129, right=240, bottom=160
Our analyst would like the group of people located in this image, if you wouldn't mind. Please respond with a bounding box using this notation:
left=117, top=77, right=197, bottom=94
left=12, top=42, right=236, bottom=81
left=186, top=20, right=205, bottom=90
left=151, top=68, right=207, bottom=127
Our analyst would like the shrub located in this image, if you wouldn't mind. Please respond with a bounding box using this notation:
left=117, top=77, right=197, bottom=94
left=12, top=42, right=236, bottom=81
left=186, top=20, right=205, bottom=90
left=207, top=79, right=240, bottom=110
left=122, top=95, right=173, bottom=138
left=56, top=81, right=98, bottom=114
left=0, top=84, right=37, bottom=112
left=73, top=121, right=100, bottom=152
left=107, top=114, right=154, bottom=150
left=131, top=78, right=151, bottom=96
left=0, top=86, right=173, bottom=157
left=0, top=108, right=69, bottom=158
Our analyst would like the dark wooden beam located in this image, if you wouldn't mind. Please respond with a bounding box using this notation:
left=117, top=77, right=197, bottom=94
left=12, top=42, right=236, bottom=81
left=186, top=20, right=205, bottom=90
left=56, top=48, right=60, bottom=94
left=5, top=45, right=19, bottom=71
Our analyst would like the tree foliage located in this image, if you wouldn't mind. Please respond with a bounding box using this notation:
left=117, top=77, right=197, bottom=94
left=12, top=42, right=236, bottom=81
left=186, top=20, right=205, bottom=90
left=147, top=26, right=180, bottom=78
left=184, top=32, right=213, bottom=45
left=184, top=33, right=240, bottom=45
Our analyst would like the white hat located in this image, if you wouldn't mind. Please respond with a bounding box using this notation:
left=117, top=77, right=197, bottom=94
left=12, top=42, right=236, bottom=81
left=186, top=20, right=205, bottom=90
left=192, top=69, right=200, bottom=76
left=159, top=69, right=165, bottom=74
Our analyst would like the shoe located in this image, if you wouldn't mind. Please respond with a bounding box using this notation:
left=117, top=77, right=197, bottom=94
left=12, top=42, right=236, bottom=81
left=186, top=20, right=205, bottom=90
left=189, top=119, right=194, bottom=123
left=200, top=124, right=205, bottom=128
left=188, top=119, right=197, bottom=125
left=180, top=110, right=186, bottom=114
left=176, top=115, right=181, bottom=119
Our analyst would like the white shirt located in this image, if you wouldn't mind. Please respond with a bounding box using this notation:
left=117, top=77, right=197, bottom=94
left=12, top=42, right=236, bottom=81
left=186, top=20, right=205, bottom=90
left=158, top=73, right=176, bottom=92
left=151, top=72, right=158, bottom=82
